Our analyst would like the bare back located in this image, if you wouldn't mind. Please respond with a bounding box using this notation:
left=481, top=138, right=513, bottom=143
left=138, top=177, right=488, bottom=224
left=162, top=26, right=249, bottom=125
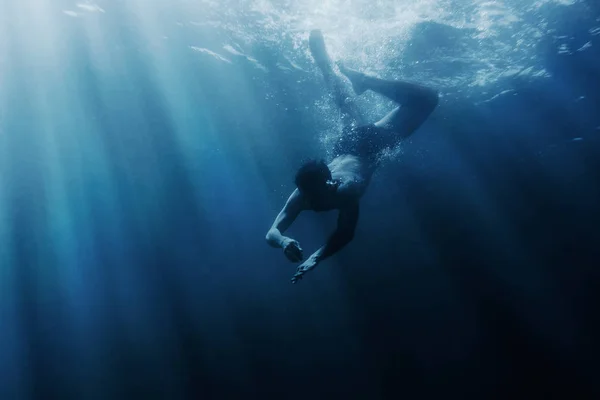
left=326, top=154, right=373, bottom=207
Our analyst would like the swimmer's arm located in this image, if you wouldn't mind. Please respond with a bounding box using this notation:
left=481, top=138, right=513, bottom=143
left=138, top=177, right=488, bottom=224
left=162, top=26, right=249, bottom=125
left=265, top=189, right=304, bottom=248
left=310, top=202, right=359, bottom=263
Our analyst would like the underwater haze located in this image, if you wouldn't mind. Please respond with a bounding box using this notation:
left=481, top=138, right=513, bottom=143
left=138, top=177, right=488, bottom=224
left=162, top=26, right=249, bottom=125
left=1, top=0, right=599, bottom=398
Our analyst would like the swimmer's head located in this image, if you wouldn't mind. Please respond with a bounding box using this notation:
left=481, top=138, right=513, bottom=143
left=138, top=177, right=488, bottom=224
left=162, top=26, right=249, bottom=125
left=294, top=159, right=335, bottom=200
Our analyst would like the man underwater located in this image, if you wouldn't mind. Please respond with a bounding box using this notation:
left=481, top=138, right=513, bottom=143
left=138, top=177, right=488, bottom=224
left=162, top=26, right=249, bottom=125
left=266, top=30, right=439, bottom=283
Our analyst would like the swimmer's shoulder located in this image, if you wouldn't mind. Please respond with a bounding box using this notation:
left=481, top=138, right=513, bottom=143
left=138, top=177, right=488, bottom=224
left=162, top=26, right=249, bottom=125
left=336, top=178, right=366, bottom=205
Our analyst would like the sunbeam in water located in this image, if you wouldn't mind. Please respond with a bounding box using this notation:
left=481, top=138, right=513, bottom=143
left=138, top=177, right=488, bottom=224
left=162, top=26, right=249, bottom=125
left=0, top=0, right=599, bottom=399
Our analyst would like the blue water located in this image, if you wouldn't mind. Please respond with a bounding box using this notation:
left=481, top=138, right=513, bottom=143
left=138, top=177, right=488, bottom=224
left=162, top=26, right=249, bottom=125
left=1, top=0, right=599, bottom=398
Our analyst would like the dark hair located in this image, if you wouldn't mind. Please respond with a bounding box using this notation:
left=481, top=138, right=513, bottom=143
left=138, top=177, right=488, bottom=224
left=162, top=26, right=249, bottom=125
left=294, top=159, right=332, bottom=195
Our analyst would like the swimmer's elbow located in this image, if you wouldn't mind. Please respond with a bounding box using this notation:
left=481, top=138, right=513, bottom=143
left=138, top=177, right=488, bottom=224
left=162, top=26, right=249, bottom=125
left=265, top=229, right=281, bottom=247
left=265, top=230, right=275, bottom=244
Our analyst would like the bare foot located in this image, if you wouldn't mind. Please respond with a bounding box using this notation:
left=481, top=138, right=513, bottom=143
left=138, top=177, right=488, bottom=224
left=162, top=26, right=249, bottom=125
left=337, top=62, right=367, bottom=95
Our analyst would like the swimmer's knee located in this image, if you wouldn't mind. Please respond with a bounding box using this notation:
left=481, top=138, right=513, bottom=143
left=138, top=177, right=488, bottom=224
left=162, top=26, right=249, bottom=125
left=410, top=91, right=438, bottom=120
left=424, top=89, right=439, bottom=113
left=406, top=91, right=438, bottom=121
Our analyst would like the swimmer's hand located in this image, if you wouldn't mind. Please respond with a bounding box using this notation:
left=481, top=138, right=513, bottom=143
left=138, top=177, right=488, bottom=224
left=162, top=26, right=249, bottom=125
left=282, top=237, right=303, bottom=263
left=291, top=256, right=318, bottom=284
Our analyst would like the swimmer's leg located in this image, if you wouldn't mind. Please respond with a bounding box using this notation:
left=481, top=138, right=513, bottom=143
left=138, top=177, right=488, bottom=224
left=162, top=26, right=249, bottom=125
left=309, top=30, right=365, bottom=127
left=339, top=64, right=438, bottom=140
